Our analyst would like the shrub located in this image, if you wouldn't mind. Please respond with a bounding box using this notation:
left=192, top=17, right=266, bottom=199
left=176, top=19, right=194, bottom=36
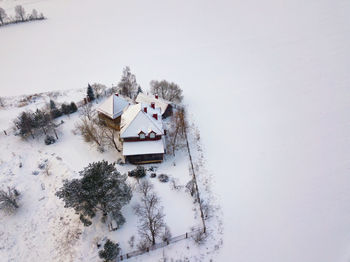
left=70, top=102, right=78, bottom=113
left=158, top=174, right=169, bottom=183
left=44, top=135, right=56, bottom=145
left=51, top=108, right=62, bottom=119
left=128, top=166, right=146, bottom=179
left=0, top=187, right=20, bottom=213
left=98, top=239, right=120, bottom=262
left=61, top=103, right=71, bottom=115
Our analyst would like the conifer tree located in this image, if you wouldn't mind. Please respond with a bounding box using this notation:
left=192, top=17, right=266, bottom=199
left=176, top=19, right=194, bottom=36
left=87, top=84, right=95, bottom=101
left=56, top=161, right=132, bottom=227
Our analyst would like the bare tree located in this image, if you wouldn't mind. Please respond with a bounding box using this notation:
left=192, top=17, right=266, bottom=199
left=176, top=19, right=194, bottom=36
left=30, top=9, right=38, bottom=20
left=134, top=180, right=165, bottom=246
left=99, top=122, right=121, bottom=152
left=91, top=83, right=107, bottom=99
left=76, top=116, right=103, bottom=147
left=150, top=80, right=183, bottom=103
left=0, top=97, right=5, bottom=107
left=167, top=108, right=186, bottom=155
left=14, top=5, right=26, bottom=22
left=0, top=7, right=7, bottom=25
left=80, top=103, right=94, bottom=121
left=0, top=187, right=20, bottom=213
left=117, top=66, right=139, bottom=99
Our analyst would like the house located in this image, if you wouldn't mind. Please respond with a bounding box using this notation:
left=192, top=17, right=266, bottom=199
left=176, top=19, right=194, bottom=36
left=135, top=93, right=173, bottom=119
left=97, top=94, right=129, bottom=130
left=120, top=103, right=165, bottom=164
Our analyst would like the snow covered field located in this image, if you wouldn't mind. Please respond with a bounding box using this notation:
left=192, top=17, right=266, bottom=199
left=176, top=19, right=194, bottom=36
left=1, top=0, right=350, bottom=261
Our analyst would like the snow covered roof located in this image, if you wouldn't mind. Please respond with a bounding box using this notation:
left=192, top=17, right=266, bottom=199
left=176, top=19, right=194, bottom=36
left=120, top=103, right=163, bottom=138
left=135, top=93, right=170, bottom=115
left=122, top=139, right=165, bottom=156
left=97, top=94, right=129, bottom=119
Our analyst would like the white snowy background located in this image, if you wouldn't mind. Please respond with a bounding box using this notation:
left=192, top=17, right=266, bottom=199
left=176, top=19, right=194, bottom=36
left=1, top=0, right=350, bottom=261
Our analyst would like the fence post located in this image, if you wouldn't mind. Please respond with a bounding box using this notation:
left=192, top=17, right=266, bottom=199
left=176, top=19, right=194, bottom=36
left=186, top=232, right=188, bottom=239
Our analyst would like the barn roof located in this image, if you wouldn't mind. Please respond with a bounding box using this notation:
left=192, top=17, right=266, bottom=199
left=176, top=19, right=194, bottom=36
left=122, top=139, right=165, bottom=156
left=120, top=103, right=163, bottom=138
left=97, top=94, right=129, bottom=119
left=135, top=93, right=170, bottom=115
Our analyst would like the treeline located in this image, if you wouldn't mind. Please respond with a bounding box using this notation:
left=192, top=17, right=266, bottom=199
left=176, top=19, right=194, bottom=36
left=14, top=100, right=78, bottom=141
left=0, top=5, right=45, bottom=27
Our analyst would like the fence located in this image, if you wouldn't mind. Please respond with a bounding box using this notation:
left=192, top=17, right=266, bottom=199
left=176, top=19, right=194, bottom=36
left=116, top=227, right=204, bottom=261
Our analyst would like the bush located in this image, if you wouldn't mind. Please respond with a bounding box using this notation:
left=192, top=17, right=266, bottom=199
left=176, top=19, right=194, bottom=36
left=45, top=135, right=56, bottom=145
left=98, top=239, right=120, bottom=262
left=128, top=166, right=146, bottom=179
left=192, top=229, right=207, bottom=245
left=61, top=103, right=71, bottom=115
left=51, top=108, right=62, bottom=119
left=158, top=174, right=169, bottom=183
left=0, top=187, right=20, bottom=213
left=70, top=102, right=78, bottom=113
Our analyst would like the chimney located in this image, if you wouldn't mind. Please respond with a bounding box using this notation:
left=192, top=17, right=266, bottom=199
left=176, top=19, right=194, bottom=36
left=151, top=102, right=155, bottom=109
left=155, top=94, right=159, bottom=99
left=115, top=93, right=119, bottom=96
left=152, top=114, right=158, bottom=120
left=143, top=107, right=147, bottom=113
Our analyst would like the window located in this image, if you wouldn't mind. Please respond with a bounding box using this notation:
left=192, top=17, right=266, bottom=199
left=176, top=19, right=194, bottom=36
left=139, top=132, right=145, bottom=139
left=149, top=132, right=156, bottom=139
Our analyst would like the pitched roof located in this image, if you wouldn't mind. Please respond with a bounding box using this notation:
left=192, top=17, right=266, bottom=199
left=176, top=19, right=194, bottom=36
left=120, top=103, right=163, bottom=138
left=122, top=139, right=165, bottom=156
left=135, top=93, right=170, bottom=115
left=97, top=94, right=129, bottom=119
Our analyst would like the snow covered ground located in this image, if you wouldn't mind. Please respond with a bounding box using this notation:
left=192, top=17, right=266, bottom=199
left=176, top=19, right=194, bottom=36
left=0, top=97, right=208, bottom=261
left=1, top=0, right=350, bottom=261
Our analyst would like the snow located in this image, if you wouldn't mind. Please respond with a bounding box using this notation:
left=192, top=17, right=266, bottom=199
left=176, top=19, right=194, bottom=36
left=97, top=94, right=129, bottom=119
left=123, top=139, right=164, bottom=156
left=1, top=0, right=350, bottom=261
left=135, top=93, right=169, bottom=115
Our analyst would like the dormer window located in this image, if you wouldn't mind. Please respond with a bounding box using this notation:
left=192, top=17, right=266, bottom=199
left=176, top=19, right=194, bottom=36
left=138, top=131, right=146, bottom=140
left=149, top=131, right=156, bottom=139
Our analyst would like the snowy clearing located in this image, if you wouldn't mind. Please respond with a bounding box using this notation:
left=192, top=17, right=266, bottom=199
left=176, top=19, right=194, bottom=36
left=1, top=0, right=350, bottom=261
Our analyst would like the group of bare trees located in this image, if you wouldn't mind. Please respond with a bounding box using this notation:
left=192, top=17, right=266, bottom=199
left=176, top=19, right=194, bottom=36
left=0, top=5, right=45, bottom=27
left=150, top=80, right=183, bottom=103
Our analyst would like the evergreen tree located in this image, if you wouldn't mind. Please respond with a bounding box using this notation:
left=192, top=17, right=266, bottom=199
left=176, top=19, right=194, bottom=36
left=61, top=103, right=71, bottom=115
left=70, top=102, right=78, bottom=113
left=15, top=111, right=35, bottom=138
left=56, top=161, right=132, bottom=227
left=33, top=109, right=50, bottom=134
left=87, top=84, right=95, bottom=101
left=98, top=239, right=120, bottom=262
left=50, top=100, right=57, bottom=110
